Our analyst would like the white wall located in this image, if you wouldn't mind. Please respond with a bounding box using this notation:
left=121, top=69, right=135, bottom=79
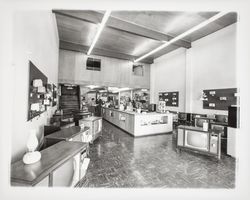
left=150, top=23, right=237, bottom=115
left=59, top=50, right=151, bottom=89
left=11, top=10, right=59, bottom=162
left=187, top=23, right=237, bottom=115
left=150, top=48, right=187, bottom=112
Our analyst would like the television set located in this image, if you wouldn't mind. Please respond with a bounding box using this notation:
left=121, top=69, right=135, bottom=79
left=185, top=131, right=208, bottom=151
left=177, top=128, right=220, bottom=157
left=195, top=118, right=209, bottom=128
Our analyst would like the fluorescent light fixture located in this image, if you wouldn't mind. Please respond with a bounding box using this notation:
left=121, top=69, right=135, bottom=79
left=108, top=87, right=131, bottom=92
left=108, top=87, right=119, bottom=93
left=86, top=85, right=99, bottom=89
left=119, top=87, right=131, bottom=92
left=87, top=10, right=111, bottom=55
left=108, top=87, right=119, bottom=91
left=134, top=12, right=229, bottom=63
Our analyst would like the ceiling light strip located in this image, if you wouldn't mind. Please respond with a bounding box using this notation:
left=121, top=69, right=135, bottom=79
left=134, top=12, right=229, bottom=63
left=87, top=10, right=111, bottom=55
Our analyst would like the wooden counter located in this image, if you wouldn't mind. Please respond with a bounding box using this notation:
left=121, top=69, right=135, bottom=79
left=102, top=107, right=173, bottom=137
left=45, top=126, right=89, bottom=141
left=44, top=126, right=89, bottom=148
left=11, top=141, right=88, bottom=186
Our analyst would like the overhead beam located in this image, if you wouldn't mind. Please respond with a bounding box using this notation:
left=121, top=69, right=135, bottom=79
left=53, top=10, right=191, bottom=49
left=59, top=40, right=154, bottom=64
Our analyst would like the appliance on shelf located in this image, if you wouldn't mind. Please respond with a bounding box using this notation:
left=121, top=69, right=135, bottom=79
left=158, top=101, right=166, bottom=113
left=79, top=117, right=102, bottom=142
left=148, top=104, right=156, bottom=112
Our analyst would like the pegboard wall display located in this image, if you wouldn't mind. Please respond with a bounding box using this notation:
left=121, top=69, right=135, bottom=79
left=159, top=91, right=179, bottom=107
left=203, top=88, right=238, bottom=110
left=28, top=61, right=48, bottom=121
left=28, top=61, right=58, bottom=121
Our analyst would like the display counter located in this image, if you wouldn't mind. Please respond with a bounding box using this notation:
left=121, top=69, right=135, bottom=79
left=44, top=126, right=90, bottom=148
left=101, top=107, right=173, bottom=137
left=11, top=141, right=88, bottom=187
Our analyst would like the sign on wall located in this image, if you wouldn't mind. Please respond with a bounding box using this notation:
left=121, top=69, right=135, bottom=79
left=159, top=91, right=179, bottom=107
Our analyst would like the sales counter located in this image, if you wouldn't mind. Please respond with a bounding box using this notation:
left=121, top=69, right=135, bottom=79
left=101, top=107, right=173, bottom=137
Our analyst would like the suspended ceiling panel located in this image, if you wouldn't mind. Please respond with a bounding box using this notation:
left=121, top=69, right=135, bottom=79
left=96, top=27, right=164, bottom=57
left=54, top=10, right=237, bottom=64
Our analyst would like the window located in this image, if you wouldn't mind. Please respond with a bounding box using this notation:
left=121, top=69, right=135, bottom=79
left=86, top=57, right=101, bottom=71
left=132, top=64, right=144, bottom=76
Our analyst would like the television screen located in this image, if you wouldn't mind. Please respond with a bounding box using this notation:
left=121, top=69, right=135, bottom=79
left=185, top=130, right=208, bottom=150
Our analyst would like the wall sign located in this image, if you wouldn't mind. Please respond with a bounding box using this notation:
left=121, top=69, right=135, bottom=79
left=159, top=91, right=179, bottom=107
left=203, top=88, right=238, bottom=110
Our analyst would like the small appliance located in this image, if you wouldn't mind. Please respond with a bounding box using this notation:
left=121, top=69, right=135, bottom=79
left=148, top=104, right=156, bottom=112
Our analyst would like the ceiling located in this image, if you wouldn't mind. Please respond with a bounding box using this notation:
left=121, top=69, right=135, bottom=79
left=54, top=10, right=237, bottom=64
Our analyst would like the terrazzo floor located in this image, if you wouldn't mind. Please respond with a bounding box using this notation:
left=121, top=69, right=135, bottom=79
left=78, top=120, right=235, bottom=188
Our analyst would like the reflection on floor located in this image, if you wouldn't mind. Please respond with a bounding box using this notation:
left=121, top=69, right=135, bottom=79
left=78, top=120, right=235, bottom=188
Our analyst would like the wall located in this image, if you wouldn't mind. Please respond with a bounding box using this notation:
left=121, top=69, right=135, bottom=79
left=58, top=49, right=150, bottom=89
left=186, top=23, right=237, bottom=115
left=150, top=48, right=187, bottom=113
left=150, top=23, right=237, bottom=115
left=11, top=10, right=59, bottom=162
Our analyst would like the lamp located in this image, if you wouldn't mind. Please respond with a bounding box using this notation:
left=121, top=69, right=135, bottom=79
left=23, top=130, right=41, bottom=164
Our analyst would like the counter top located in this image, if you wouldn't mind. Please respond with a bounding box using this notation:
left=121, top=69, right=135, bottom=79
left=11, top=141, right=87, bottom=186
left=210, top=121, right=228, bottom=126
left=45, top=126, right=89, bottom=140
left=82, top=116, right=102, bottom=121
left=103, top=107, right=172, bottom=116
left=194, top=116, right=216, bottom=120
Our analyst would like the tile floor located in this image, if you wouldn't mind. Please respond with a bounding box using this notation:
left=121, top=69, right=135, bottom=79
left=78, top=120, right=235, bottom=188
